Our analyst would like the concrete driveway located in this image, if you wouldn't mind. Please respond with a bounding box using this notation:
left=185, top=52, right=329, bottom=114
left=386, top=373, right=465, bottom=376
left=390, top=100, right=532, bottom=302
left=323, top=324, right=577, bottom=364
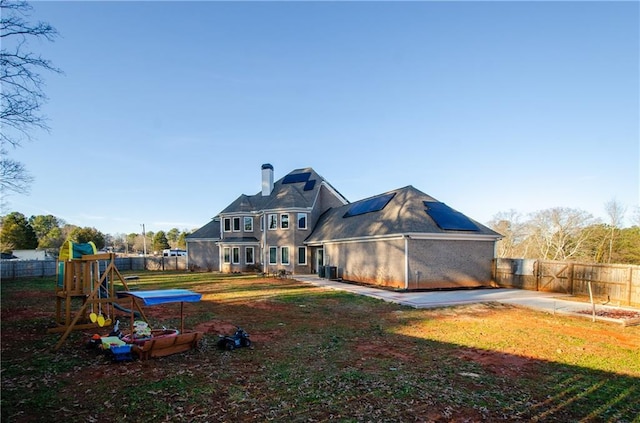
left=294, top=275, right=639, bottom=324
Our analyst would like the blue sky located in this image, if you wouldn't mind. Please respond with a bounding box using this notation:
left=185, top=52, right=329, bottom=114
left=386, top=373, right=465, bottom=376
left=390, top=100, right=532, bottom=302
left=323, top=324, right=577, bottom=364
left=6, top=0, right=639, bottom=236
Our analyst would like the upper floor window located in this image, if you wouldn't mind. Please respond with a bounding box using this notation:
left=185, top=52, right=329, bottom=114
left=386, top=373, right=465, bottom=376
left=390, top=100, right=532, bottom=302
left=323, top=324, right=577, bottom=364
left=297, top=213, right=307, bottom=230
left=244, top=217, right=253, bottom=232
left=281, top=214, right=289, bottom=229
left=260, top=215, right=264, bottom=231
left=268, top=214, right=278, bottom=230
left=233, top=217, right=241, bottom=232
left=223, top=218, right=231, bottom=232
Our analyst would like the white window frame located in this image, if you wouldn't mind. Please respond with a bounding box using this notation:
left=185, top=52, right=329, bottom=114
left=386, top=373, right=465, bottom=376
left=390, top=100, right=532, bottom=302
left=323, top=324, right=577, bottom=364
left=281, top=246, right=290, bottom=265
left=269, top=247, right=278, bottom=264
left=268, top=214, right=278, bottom=230
left=281, top=214, right=289, bottom=229
left=297, top=246, right=307, bottom=265
left=233, top=217, right=241, bottom=232
left=245, top=247, right=254, bottom=264
left=260, top=215, right=264, bottom=231
left=232, top=247, right=240, bottom=264
left=244, top=217, right=253, bottom=232
left=297, top=213, right=307, bottom=230
left=223, top=218, right=231, bottom=232
left=223, top=247, right=230, bottom=263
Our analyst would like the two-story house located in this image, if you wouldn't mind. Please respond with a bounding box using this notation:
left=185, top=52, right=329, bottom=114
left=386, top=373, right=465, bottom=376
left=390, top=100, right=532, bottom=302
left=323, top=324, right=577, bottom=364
left=187, top=164, right=502, bottom=290
left=186, top=164, right=347, bottom=275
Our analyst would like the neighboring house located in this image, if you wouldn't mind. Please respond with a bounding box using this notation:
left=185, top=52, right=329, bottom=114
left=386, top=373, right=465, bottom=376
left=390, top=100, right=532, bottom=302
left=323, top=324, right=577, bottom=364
left=187, top=164, right=502, bottom=290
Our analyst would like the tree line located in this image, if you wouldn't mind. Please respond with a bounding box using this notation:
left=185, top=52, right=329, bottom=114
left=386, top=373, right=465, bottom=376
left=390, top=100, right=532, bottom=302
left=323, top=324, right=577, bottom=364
left=487, top=201, right=640, bottom=265
left=0, top=212, right=192, bottom=257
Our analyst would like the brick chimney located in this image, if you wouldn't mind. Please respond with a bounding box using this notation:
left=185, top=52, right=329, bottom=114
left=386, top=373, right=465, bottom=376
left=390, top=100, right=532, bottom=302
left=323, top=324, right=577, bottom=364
left=261, top=163, right=274, bottom=196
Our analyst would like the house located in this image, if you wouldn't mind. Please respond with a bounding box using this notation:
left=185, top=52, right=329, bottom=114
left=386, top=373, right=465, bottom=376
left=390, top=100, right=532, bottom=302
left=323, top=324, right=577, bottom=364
left=186, top=164, right=348, bottom=274
left=187, top=164, right=502, bottom=290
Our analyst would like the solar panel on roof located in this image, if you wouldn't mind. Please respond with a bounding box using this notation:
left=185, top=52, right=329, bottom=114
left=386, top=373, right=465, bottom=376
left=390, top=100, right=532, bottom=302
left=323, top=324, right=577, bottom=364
left=303, top=179, right=316, bottom=191
left=344, top=193, right=396, bottom=218
left=282, top=172, right=311, bottom=184
left=424, top=202, right=479, bottom=231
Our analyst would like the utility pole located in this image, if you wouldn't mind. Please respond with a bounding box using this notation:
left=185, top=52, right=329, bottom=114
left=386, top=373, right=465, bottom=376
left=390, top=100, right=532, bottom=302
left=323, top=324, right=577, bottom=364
left=141, top=224, right=147, bottom=256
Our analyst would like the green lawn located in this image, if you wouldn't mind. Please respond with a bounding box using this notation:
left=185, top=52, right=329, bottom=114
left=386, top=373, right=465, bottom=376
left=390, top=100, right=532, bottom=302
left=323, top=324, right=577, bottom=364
left=2, top=272, right=639, bottom=422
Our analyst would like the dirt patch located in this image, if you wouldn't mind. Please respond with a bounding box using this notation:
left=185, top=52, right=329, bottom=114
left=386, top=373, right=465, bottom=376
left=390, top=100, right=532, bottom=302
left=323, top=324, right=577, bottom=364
left=457, top=348, right=538, bottom=378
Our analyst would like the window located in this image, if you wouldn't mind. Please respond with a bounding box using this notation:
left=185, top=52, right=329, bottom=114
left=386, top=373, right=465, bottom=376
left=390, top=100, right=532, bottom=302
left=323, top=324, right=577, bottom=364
left=245, top=247, right=254, bottom=264
left=269, top=247, right=278, bottom=264
left=223, top=247, right=230, bottom=263
left=298, top=247, right=307, bottom=265
left=223, top=218, right=231, bottom=232
left=233, top=217, right=241, bottom=232
left=244, top=217, right=253, bottom=232
left=281, top=214, right=289, bottom=229
left=281, top=246, right=290, bottom=265
left=297, top=213, right=307, bottom=229
left=268, top=214, right=278, bottom=230
left=260, top=215, right=264, bottom=231
left=232, top=247, right=240, bottom=264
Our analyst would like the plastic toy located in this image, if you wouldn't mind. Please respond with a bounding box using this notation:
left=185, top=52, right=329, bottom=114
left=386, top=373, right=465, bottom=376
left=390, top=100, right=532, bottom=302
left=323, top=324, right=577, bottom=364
left=217, top=327, right=251, bottom=351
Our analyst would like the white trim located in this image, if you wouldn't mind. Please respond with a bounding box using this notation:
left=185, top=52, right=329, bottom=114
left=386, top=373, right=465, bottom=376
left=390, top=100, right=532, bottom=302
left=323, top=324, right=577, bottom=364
left=297, top=246, right=307, bottom=265
left=232, top=247, right=240, bottom=264
left=297, top=212, right=308, bottom=230
left=280, top=213, right=289, bottom=230
left=281, top=246, right=290, bottom=265
left=268, top=214, right=278, bottom=230
left=269, top=246, right=278, bottom=264
left=244, top=216, right=253, bottom=232
left=245, top=246, right=255, bottom=264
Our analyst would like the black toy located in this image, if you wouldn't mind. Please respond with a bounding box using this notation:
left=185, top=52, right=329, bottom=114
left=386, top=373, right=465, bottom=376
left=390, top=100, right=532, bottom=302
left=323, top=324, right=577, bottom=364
left=217, top=326, right=251, bottom=351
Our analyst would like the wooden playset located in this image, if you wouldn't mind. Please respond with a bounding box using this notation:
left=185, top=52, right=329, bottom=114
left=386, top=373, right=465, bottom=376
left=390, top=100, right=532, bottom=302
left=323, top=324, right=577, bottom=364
left=49, top=242, right=204, bottom=360
left=48, top=241, right=144, bottom=351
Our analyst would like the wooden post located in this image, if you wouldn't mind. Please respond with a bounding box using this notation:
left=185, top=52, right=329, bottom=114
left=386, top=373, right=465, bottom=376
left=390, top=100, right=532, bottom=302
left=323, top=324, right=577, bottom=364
left=588, top=281, right=596, bottom=322
left=627, top=266, right=633, bottom=307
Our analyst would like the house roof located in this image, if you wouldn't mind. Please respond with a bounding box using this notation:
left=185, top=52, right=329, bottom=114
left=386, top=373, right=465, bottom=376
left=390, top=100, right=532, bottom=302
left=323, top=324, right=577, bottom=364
left=220, top=167, right=347, bottom=214
left=305, top=185, right=501, bottom=244
left=186, top=218, right=220, bottom=240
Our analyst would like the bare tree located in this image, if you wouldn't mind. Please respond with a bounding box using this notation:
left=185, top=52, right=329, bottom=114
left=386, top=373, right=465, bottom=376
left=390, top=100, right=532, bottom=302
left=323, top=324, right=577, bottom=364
left=488, top=209, right=527, bottom=258
left=525, top=207, right=597, bottom=261
left=604, top=199, right=626, bottom=263
left=1, top=0, right=61, bottom=195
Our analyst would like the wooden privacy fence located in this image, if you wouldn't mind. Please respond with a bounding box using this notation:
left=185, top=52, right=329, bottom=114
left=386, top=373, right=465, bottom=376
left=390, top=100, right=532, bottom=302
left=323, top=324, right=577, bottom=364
left=494, top=258, right=640, bottom=307
left=0, top=256, right=186, bottom=280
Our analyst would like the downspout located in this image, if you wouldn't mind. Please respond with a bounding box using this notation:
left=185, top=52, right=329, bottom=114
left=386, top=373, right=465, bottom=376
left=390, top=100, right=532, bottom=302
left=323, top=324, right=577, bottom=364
left=262, top=214, right=267, bottom=273
left=404, top=235, right=409, bottom=290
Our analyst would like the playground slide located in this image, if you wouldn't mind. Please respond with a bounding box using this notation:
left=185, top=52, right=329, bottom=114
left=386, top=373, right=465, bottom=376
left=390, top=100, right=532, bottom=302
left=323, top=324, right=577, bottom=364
left=100, top=286, right=141, bottom=318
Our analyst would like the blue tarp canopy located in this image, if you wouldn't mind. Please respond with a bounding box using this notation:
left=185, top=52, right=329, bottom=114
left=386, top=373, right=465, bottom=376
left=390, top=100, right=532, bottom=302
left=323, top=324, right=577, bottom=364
left=116, top=289, right=202, bottom=306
